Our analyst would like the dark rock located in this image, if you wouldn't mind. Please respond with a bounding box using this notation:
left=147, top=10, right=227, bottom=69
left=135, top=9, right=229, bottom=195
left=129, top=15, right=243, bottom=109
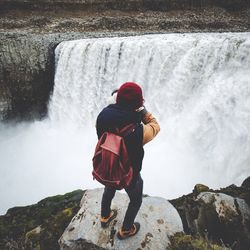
left=242, top=176, right=250, bottom=189
left=170, top=193, right=197, bottom=234
left=0, top=32, right=79, bottom=121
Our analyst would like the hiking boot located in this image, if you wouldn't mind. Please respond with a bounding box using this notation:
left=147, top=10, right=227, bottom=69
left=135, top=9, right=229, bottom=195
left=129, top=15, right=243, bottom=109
left=117, top=222, right=140, bottom=240
left=100, top=209, right=117, bottom=228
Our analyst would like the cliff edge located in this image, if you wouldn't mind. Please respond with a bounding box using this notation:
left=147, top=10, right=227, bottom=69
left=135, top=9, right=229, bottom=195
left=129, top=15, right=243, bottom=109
left=0, top=177, right=250, bottom=249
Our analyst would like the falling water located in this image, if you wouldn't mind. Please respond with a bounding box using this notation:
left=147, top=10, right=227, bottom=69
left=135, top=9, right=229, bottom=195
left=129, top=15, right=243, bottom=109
left=50, top=33, right=250, bottom=186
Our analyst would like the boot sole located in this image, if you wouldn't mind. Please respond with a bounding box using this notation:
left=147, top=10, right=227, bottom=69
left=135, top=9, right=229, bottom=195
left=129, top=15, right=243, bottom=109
left=117, top=222, right=140, bottom=240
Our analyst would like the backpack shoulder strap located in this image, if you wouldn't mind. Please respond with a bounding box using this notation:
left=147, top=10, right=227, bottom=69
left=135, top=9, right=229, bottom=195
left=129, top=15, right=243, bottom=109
left=119, top=123, right=137, bottom=137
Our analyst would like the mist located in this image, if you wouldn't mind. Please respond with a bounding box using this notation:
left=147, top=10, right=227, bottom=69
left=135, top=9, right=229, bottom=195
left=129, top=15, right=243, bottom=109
left=0, top=113, right=248, bottom=215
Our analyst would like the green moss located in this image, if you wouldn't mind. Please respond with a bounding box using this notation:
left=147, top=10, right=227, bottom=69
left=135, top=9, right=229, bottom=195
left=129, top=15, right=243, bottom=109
left=193, top=184, right=209, bottom=196
left=167, top=232, right=227, bottom=250
left=62, top=207, right=73, bottom=217
left=25, top=226, right=42, bottom=250
left=0, top=189, right=84, bottom=250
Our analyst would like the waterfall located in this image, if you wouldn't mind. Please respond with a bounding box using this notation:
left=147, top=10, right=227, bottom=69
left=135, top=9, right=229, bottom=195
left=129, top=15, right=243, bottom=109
left=1, top=33, right=250, bottom=215
left=49, top=33, right=250, bottom=187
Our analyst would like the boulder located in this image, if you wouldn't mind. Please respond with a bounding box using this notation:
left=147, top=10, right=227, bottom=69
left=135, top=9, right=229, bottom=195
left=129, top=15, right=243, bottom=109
left=59, top=188, right=183, bottom=250
left=170, top=180, right=250, bottom=249
left=195, top=192, right=250, bottom=248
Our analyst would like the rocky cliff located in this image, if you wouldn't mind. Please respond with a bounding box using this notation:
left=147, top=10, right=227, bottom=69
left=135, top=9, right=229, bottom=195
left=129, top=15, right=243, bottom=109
left=0, top=32, right=88, bottom=120
left=0, top=0, right=249, bottom=120
left=0, top=177, right=250, bottom=249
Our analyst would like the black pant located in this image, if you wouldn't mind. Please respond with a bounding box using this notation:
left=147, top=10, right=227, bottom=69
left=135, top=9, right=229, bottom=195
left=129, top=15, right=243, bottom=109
left=101, top=175, right=143, bottom=231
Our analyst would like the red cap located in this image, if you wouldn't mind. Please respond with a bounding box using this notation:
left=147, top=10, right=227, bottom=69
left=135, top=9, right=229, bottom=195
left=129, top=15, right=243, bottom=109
left=116, top=82, right=143, bottom=110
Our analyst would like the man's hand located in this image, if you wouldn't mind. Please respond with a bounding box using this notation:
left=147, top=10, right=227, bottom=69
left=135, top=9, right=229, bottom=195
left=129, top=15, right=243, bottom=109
left=136, top=106, right=148, bottom=116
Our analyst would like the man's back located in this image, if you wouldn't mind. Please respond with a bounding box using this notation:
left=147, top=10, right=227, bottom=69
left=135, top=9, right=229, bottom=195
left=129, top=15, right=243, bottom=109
left=96, top=103, right=145, bottom=179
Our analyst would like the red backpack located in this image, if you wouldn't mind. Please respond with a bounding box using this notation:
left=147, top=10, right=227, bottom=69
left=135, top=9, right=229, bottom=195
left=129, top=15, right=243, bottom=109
left=92, top=124, right=136, bottom=190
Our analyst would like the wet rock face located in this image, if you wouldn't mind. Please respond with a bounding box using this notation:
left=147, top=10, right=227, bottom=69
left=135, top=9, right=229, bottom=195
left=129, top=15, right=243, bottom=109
left=0, top=34, right=55, bottom=120
left=0, top=32, right=89, bottom=121
left=59, top=188, right=183, bottom=250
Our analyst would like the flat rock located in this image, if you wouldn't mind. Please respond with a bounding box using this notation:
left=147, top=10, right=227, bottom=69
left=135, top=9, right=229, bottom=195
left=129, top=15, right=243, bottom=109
left=59, top=188, right=183, bottom=250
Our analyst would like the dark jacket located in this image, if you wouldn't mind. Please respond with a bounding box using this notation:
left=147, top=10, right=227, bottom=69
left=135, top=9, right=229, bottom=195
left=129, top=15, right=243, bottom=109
left=96, top=104, right=144, bottom=180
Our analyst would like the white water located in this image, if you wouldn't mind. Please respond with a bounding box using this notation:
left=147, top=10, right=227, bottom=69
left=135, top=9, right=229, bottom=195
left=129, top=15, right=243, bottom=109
left=1, top=33, right=250, bottom=215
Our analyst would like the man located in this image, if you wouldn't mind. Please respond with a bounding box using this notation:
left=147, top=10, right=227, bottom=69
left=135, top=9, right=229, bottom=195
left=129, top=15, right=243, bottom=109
left=96, top=82, right=160, bottom=239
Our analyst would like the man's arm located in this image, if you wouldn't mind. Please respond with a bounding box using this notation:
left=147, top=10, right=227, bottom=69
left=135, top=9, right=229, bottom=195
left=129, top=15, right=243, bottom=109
left=142, top=112, right=160, bottom=145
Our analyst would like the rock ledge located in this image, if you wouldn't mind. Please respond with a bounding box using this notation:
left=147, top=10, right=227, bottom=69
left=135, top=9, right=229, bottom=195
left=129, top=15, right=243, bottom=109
left=59, top=188, right=183, bottom=250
